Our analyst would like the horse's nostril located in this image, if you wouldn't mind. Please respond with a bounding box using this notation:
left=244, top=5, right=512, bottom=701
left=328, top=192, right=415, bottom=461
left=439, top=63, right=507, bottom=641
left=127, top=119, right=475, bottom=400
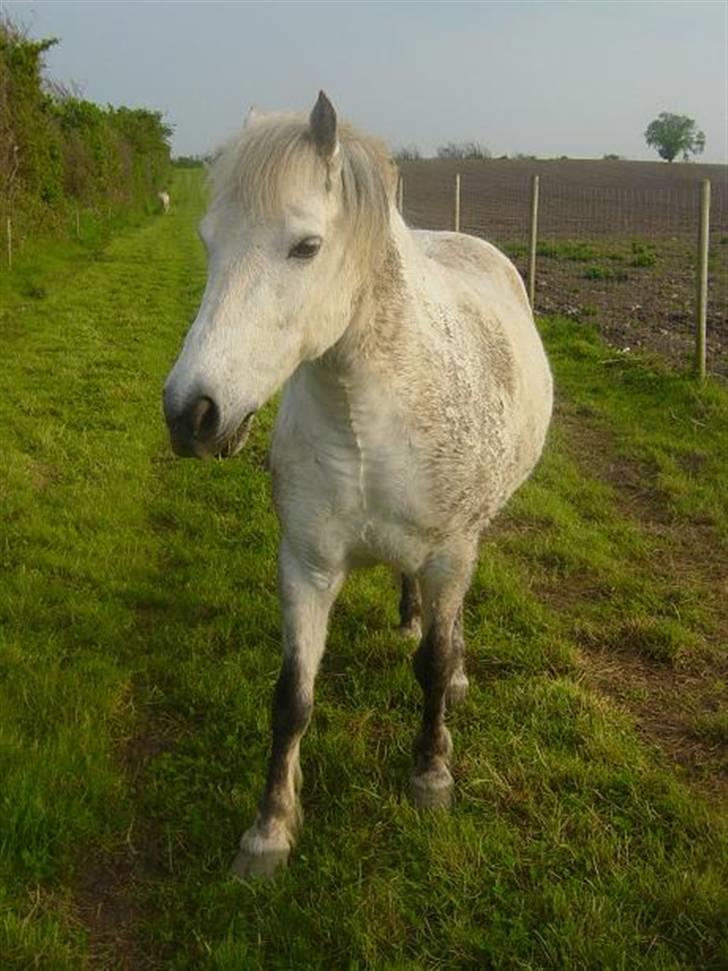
left=190, top=396, right=219, bottom=441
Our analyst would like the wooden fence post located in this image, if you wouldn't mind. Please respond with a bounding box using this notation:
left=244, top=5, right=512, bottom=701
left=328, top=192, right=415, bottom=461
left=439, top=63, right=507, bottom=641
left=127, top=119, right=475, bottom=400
left=695, top=178, right=710, bottom=380
left=397, top=174, right=404, bottom=216
left=527, top=175, right=540, bottom=309
left=454, top=173, right=461, bottom=232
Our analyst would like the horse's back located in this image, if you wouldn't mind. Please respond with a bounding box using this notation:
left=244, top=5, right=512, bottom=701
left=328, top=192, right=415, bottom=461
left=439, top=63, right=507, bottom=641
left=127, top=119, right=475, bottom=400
left=407, top=228, right=553, bottom=506
left=414, top=230, right=529, bottom=313
left=413, top=227, right=548, bottom=386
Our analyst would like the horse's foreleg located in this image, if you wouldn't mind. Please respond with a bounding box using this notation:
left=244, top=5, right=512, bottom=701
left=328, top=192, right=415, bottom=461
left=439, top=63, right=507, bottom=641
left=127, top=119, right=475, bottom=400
left=231, top=545, right=343, bottom=880
left=397, top=573, right=422, bottom=639
left=410, top=554, right=473, bottom=809
left=446, top=605, right=469, bottom=705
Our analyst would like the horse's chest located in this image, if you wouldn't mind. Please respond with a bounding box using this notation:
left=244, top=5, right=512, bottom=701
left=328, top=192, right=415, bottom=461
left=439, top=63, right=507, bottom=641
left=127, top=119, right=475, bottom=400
left=272, top=392, right=434, bottom=571
left=323, top=442, right=433, bottom=569
left=319, top=419, right=430, bottom=525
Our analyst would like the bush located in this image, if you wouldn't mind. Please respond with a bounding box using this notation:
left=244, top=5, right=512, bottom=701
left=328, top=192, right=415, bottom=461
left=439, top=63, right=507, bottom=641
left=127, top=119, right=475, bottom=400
left=0, top=14, right=171, bottom=240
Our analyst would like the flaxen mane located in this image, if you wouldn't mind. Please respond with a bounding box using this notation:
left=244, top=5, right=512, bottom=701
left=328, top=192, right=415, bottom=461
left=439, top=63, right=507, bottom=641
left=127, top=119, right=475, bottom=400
left=209, top=114, right=396, bottom=268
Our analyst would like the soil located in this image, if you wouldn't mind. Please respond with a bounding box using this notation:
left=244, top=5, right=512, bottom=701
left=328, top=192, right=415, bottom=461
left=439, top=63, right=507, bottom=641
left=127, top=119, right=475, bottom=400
left=73, top=722, right=175, bottom=970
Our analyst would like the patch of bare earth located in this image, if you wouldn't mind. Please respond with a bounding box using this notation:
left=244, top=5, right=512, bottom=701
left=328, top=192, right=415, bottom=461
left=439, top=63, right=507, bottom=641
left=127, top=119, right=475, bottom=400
left=74, top=723, right=174, bottom=970
left=577, top=645, right=727, bottom=803
left=75, top=849, right=139, bottom=970
left=544, top=401, right=726, bottom=804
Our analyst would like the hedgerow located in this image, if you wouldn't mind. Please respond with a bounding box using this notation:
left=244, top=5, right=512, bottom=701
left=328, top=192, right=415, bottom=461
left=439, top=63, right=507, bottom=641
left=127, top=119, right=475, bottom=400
left=0, top=14, right=171, bottom=244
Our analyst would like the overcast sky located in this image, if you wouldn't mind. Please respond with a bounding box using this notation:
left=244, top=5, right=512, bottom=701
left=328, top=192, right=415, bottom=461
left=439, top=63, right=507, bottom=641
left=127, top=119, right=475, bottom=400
left=4, top=0, right=727, bottom=163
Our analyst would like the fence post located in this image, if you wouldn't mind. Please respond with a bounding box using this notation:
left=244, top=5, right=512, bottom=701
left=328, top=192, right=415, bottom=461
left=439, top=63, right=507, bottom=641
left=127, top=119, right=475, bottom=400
left=6, top=216, right=12, bottom=270
left=454, top=173, right=461, bottom=232
left=527, top=175, right=540, bottom=309
left=695, top=178, right=710, bottom=380
left=397, top=174, right=404, bottom=216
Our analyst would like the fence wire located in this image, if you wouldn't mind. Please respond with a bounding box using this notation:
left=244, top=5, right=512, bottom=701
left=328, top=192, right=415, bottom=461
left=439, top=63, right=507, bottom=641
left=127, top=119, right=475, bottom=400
left=399, top=160, right=728, bottom=374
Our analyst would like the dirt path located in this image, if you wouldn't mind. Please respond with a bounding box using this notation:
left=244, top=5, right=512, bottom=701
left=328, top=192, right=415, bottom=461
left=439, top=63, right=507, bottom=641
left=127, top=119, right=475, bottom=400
left=550, top=400, right=727, bottom=804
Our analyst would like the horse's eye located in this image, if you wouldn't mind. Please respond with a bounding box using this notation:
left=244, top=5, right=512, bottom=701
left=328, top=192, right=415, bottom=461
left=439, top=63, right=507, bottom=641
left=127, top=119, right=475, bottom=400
left=288, top=236, right=322, bottom=260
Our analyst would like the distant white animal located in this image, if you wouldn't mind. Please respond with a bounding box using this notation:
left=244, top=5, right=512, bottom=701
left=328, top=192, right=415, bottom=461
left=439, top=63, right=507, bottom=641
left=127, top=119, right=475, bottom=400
left=163, top=92, right=553, bottom=879
left=158, top=190, right=170, bottom=213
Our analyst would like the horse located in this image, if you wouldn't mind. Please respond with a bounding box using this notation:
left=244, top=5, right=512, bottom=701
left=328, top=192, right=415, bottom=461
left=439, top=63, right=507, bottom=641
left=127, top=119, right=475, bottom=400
left=158, top=190, right=171, bottom=214
left=163, top=92, right=553, bottom=879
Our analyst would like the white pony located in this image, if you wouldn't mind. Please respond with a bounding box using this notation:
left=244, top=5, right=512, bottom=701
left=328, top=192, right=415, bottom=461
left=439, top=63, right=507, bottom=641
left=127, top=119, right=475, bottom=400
left=158, top=190, right=170, bottom=213
left=163, top=92, right=552, bottom=879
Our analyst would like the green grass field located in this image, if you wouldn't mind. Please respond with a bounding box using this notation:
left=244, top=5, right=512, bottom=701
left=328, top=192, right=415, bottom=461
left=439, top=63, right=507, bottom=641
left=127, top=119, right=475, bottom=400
left=1, top=170, right=726, bottom=969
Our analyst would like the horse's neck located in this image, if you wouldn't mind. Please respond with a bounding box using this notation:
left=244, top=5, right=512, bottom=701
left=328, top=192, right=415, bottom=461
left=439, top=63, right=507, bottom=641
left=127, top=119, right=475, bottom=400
left=324, top=211, right=419, bottom=372
left=291, top=216, right=423, bottom=444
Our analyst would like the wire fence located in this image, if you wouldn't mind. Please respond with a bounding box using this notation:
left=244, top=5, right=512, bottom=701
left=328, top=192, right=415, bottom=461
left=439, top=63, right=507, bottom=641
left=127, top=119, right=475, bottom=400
left=398, top=160, right=728, bottom=376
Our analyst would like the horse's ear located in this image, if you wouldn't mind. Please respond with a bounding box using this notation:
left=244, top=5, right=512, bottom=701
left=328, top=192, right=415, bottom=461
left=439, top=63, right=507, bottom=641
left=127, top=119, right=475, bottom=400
left=385, top=157, right=400, bottom=201
left=309, top=91, right=338, bottom=160
left=244, top=105, right=261, bottom=129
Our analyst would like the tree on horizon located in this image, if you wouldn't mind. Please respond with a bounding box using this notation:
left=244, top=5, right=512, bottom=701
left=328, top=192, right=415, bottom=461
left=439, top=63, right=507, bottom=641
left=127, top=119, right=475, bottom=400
left=644, top=113, right=705, bottom=162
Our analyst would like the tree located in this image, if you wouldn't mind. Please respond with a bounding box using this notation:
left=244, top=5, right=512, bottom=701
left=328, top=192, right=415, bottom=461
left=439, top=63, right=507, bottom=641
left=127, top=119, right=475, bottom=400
left=392, top=144, right=422, bottom=161
left=436, top=141, right=491, bottom=160
left=644, top=113, right=705, bottom=162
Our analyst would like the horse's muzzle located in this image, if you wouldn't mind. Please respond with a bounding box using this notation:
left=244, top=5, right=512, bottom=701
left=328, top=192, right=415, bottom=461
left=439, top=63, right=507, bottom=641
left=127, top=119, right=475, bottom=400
left=164, top=392, right=255, bottom=459
left=214, top=410, right=256, bottom=458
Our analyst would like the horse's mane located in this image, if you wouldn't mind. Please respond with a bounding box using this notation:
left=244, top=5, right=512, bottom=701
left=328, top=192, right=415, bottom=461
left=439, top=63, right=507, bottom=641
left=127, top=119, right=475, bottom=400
left=209, top=113, right=396, bottom=266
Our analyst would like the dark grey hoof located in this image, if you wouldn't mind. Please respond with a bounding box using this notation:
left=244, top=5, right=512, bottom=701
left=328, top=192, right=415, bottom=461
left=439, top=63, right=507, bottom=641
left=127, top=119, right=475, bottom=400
left=230, top=846, right=290, bottom=881
left=446, top=673, right=469, bottom=706
left=410, top=766, right=454, bottom=809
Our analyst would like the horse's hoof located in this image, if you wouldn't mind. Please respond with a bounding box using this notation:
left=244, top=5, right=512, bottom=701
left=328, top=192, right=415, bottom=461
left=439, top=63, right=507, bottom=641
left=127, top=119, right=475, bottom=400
left=230, top=824, right=292, bottom=881
left=397, top=619, right=422, bottom=641
left=229, top=846, right=290, bottom=881
left=410, top=766, right=454, bottom=810
left=446, top=673, right=469, bottom=706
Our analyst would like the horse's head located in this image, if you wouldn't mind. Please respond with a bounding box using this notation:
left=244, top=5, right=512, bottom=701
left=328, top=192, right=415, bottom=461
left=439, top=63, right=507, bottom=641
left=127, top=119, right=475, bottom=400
left=163, top=92, right=395, bottom=459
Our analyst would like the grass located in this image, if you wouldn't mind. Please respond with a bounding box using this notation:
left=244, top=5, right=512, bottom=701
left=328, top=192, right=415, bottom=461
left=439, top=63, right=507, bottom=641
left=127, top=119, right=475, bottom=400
left=503, top=239, right=660, bottom=265
left=629, top=240, right=658, bottom=268
left=1, top=170, right=726, bottom=969
left=582, top=265, right=630, bottom=282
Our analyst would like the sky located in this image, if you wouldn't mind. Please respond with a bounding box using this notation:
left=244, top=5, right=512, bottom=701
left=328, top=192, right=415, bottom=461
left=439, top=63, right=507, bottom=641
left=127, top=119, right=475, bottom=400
left=3, top=0, right=727, bottom=163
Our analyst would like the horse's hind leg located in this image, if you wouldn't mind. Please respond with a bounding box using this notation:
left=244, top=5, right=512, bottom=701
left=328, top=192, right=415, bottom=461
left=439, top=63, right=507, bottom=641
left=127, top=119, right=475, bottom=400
left=447, top=606, right=469, bottom=706
left=230, top=542, right=343, bottom=880
left=410, top=553, right=473, bottom=809
left=397, top=573, right=422, bottom=640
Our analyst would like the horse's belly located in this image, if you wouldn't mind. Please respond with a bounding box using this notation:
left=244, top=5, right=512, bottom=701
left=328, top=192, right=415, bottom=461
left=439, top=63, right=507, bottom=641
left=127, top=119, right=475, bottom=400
left=348, top=519, right=436, bottom=573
